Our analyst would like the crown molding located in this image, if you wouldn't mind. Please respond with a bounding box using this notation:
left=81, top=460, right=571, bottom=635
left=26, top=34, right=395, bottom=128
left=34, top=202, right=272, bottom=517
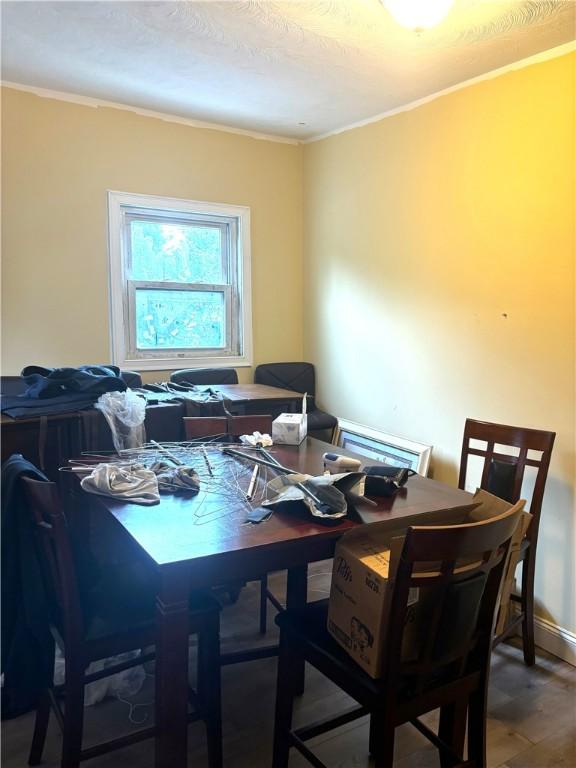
left=305, top=40, right=576, bottom=143
left=0, top=81, right=301, bottom=146
left=3, top=40, right=574, bottom=145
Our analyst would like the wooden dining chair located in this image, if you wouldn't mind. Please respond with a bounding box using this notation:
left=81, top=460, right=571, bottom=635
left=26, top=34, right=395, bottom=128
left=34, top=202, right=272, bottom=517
left=22, top=477, right=223, bottom=768
left=458, top=418, right=555, bottom=665
left=272, top=505, right=523, bottom=768
left=183, top=414, right=273, bottom=442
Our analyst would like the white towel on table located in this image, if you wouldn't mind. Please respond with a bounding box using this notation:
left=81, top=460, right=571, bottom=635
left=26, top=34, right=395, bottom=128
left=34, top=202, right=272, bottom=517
left=80, top=463, right=160, bottom=505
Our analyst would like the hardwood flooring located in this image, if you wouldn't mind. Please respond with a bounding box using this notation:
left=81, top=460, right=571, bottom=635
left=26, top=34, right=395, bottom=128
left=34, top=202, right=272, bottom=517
left=2, top=565, right=575, bottom=767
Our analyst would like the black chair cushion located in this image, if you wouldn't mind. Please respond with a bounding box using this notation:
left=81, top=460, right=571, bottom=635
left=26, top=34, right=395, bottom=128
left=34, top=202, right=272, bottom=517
left=254, top=363, right=316, bottom=398
left=255, top=363, right=337, bottom=434
left=120, top=370, right=143, bottom=389
left=307, top=409, right=338, bottom=432
left=170, top=368, right=239, bottom=386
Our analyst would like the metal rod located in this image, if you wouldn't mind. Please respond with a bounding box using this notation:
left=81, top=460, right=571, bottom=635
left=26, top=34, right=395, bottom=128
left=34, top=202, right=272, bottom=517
left=150, top=440, right=184, bottom=466
left=223, top=448, right=326, bottom=508
left=201, top=446, right=214, bottom=477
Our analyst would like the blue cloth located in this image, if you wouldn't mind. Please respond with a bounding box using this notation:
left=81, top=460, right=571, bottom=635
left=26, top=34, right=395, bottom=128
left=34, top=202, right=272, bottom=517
left=1, top=365, right=127, bottom=418
left=21, top=365, right=126, bottom=399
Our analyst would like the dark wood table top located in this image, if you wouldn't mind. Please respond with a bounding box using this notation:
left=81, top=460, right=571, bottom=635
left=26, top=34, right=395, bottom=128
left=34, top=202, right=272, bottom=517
left=195, top=383, right=307, bottom=403
left=92, top=438, right=475, bottom=576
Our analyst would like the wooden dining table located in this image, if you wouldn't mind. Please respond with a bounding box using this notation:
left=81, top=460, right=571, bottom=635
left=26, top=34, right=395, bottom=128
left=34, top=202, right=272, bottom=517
left=84, top=437, right=475, bottom=768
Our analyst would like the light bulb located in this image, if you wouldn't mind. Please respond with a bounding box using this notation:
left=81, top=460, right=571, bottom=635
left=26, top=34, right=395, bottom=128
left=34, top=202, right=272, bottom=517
left=383, top=0, right=454, bottom=30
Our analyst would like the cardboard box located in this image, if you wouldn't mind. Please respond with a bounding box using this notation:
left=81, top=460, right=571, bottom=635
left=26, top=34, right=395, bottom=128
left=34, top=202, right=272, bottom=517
left=327, top=489, right=528, bottom=678
left=272, top=396, right=307, bottom=445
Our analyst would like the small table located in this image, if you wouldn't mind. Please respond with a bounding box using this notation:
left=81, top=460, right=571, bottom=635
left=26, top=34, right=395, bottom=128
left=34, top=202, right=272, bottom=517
left=188, top=383, right=306, bottom=417
left=87, top=437, right=475, bottom=768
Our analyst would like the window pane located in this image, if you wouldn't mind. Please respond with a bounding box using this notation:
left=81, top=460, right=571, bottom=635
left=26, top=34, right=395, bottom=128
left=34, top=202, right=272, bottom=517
left=135, top=289, right=225, bottom=350
left=130, top=220, right=224, bottom=283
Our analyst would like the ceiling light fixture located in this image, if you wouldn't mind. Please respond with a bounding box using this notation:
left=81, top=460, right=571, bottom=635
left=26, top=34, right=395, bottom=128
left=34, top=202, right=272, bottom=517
left=383, top=0, right=454, bottom=30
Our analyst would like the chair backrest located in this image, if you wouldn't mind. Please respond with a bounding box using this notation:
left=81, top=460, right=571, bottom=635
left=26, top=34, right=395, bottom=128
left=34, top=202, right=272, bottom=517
left=170, top=368, right=239, bottom=386
left=120, top=369, right=143, bottom=388
left=458, top=419, right=555, bottom=542
left=254, top=362, right=316, bottom=399
left=183, top=415, right=273, bottom=441
left=381, top=505, right=523, bottom=698
left=21, top=478, right=85, bottom=644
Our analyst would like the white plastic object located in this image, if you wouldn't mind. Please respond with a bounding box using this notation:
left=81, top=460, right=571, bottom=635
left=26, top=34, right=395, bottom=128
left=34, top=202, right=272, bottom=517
left=95, top=390, right=147, bottom=453
left=322, top=452, right=362, bottom=474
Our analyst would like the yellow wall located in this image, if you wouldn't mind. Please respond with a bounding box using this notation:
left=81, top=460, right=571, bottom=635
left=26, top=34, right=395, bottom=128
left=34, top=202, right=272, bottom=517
left=1, top=87, right=304, bottom=382
left=303, top=53, right=575, bottom=633
left=2, top=53, right=575, bottom=637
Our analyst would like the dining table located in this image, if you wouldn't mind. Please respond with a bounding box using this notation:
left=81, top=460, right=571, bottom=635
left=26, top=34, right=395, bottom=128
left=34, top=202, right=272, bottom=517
left=81, top=436, right=475, bottom=768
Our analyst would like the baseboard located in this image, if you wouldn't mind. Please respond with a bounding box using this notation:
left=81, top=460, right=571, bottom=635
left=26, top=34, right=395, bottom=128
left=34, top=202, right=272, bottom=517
left=533, top=615, right=576, bottom=666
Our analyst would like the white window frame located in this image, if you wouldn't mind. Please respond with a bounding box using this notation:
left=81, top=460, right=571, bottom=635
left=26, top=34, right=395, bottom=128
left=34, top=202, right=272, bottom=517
left=107, top=190, right=252, bottom=371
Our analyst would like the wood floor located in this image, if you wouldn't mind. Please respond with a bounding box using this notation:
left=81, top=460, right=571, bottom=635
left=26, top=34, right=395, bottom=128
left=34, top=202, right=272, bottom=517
left=2, top=565, right=575, bottom=768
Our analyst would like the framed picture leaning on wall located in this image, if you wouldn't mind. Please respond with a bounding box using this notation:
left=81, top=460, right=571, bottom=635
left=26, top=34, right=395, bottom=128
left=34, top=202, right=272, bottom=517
left=334, top=419, right=432, bottom=476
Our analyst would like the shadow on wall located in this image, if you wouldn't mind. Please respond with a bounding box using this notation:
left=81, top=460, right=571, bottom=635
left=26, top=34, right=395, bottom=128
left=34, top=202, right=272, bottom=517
left=535, top=474, right=574, bottom=630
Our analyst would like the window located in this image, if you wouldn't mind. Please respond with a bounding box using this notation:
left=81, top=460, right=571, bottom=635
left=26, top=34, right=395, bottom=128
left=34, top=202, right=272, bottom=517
left=108, top=191, right=252, bottom=371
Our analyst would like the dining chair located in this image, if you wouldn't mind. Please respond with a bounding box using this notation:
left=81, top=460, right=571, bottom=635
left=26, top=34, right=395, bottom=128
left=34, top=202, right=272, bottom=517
left=170, top=367, right=239, bottom=386
left=253, top=362, right=338, bottom=440
left=272, top=505, right=523, bottom=768
left=22, top=476, right=223, bottom=768
left=458, top=418, right=555, bottom=665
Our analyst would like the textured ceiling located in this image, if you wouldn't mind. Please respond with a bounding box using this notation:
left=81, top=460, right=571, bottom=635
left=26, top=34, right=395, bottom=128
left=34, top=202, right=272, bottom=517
left=2, top=1, right=574, bottom=139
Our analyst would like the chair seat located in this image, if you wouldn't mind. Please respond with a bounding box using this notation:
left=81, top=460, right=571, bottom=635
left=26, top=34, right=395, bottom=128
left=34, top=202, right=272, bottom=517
left=83, top=561, right=219, bottom=643
left=276, top=600, right=477, bottom=711
left=307, top=409, right=338, bottom=432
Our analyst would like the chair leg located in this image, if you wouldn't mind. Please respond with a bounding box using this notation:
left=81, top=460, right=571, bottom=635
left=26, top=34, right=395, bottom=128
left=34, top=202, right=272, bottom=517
left=259, top=574, right=268, bottom=634
left=272, top=632, right=299, bottom=768
left=198, top=612, right=223, bottom=768
left=467, top=688, right=488, bottom=768
left=439, top=700, right=467, bottom=768
left=521, top=556, right=536, bottom=666
left=371, top=717, right=395, bottom=768
left=61, top=662, right=85, bottom=768
left=28, top=690, right=51, bottom=766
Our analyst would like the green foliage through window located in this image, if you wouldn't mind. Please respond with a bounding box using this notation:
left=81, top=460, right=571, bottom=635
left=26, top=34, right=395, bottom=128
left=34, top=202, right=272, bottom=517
left=130, top=220, right=224, bottom=283
left=135, top=289, right=225, bottom=350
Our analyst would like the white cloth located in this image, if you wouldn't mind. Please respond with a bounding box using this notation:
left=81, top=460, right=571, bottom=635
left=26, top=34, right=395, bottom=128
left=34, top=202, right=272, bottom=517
left=80, top=463, right=160, bottom=505
left=239, top=431, right=273, bottom=447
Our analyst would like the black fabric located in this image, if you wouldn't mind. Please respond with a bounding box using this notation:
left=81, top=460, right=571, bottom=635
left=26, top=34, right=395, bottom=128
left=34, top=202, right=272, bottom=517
left=307, top=409, right=338, bottom=432
left=120, top=370, right=143, bottom=389
left=1, top=455, right=55, bottom=720
left=254, top=362, right=338, bottom=433
left=254, top=362, right=316, bottom=397
left=364, top=466, right=416, bottom=497
left=170, top=368, right=239, bottom=385
left=487, top=459, right=517, bottom=503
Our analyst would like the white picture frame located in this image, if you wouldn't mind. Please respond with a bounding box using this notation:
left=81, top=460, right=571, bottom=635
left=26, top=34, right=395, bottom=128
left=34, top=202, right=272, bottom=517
left=334, top=419, right=432, bottom=476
